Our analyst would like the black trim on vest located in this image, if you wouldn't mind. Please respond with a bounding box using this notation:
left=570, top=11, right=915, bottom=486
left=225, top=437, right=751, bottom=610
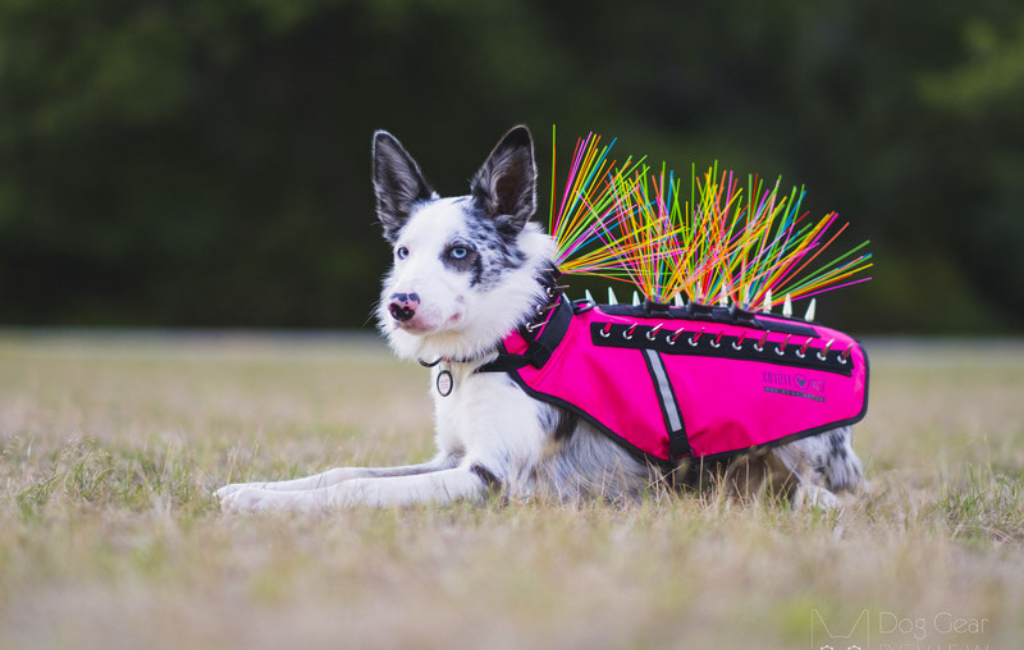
left=591, top=322, right=856, bottom=376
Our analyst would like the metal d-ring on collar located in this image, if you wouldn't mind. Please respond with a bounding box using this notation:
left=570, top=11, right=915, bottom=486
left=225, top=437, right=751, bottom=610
left=417, top=357, right=456, bottom=398
left=418, top=355, right=480, bottom=397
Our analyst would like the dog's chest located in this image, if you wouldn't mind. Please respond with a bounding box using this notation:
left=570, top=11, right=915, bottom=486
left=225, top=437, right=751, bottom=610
left=431, top=365, right=538, bottom=455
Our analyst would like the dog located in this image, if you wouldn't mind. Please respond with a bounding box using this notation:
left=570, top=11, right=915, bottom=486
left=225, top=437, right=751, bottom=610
left=217, top=126, right=864, bottom=512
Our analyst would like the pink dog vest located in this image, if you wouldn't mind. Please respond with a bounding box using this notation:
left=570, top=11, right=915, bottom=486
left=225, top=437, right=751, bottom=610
left=482, top=296, right=869, bottom=464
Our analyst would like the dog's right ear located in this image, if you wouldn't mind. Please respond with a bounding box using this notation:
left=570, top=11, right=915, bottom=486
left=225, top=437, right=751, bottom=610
left=372, top=130, right=434, bottom=242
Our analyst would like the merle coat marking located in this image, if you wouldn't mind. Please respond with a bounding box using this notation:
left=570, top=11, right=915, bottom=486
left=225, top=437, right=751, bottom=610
left=218, top=126, right=864, bottom=512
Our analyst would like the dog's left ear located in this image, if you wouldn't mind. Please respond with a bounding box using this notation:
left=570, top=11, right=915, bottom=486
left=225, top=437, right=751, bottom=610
left=470, top=125, right=537, bottom=234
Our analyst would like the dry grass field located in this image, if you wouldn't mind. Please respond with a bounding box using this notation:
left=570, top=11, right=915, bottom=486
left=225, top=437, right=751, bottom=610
left=1, top=333, right=1022, bottom=650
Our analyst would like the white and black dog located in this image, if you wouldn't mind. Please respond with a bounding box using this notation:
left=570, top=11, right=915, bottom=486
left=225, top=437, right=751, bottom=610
left=218, top=126, right=863, bottom=512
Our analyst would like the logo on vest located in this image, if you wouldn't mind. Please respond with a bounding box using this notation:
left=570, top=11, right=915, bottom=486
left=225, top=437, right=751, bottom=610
left=763, top=371, right=826, bottom=402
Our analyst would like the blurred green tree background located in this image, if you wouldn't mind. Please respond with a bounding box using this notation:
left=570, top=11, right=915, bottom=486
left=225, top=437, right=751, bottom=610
left=1, top=0, right=1021, bottom=332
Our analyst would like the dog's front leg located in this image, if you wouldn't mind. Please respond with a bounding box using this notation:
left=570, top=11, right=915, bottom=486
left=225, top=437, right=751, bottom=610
left=214, top=453, right=458, bottom=499
left=220, top=463, right=490, bottom=512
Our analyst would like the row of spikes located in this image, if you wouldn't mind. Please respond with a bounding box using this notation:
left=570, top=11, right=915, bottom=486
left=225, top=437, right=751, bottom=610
left=580, top=288, right=817, bottom=321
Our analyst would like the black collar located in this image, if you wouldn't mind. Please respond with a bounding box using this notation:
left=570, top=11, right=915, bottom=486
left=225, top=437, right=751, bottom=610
left=417, top=354, right=491, bottom=368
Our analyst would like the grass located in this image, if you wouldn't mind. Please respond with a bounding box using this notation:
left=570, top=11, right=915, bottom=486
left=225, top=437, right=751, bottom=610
left=0, top=332, right=1022, bottom=649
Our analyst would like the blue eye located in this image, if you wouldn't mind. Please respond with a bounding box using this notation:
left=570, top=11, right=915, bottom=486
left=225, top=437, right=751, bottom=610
left=396, top=246, right=409, bottom=260
left=450, top=246, right=468, bottom=259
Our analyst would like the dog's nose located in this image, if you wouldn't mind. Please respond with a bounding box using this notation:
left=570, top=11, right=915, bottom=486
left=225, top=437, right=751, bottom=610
left=388, top=292, right=420, bottom=322
left=389, top=302, right=415, bottom=322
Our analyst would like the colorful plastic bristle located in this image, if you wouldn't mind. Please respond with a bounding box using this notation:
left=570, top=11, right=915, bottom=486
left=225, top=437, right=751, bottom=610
left=548, top=127, right=873, bottom=313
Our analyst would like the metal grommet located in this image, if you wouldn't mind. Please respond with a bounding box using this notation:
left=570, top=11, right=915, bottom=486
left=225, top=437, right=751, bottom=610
left=799, top=337, right=813, bottom=357
left=645, top=324, right=663, bottom=341
left=839, top=344, right=853, bottom=364
left=732, top=332, right=746, bottom=351
left=819, top=338, right=836, bottom=361
left=775, top=334, right=792, bottom=355
left=622, top=324, right=637, bottom=340
left=667, top=328, right=684, bottom=346
left=688, top=327, right=704, bottom=347
left=599, top=326, right=611, bottom=338
left=755, top=331, right=770, bottom=353
left=816, top=351, right=828, bottom=361
left=710, top=339, right=721, bottom=348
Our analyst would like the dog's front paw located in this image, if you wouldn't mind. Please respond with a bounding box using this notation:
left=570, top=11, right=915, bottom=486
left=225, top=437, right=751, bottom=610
left=214, top=482, right=257, bottom=500
left=220, top=486, right=286, bottom=513
left=793, top=484, right=842, bottom=511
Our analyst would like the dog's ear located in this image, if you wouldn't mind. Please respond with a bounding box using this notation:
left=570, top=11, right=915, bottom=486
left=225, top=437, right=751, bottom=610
left=372, top=130, right=434, bottom=242
left=470, top=125, right=537, bottom=235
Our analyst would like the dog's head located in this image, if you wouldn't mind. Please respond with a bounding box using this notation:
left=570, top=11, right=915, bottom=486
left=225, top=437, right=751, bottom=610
left=372, top=126, right=554, bottom=361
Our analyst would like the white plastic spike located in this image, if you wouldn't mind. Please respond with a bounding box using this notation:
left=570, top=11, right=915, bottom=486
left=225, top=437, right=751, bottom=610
left=782, top=293, right=793, bottom=318
left=763, top=289, right=773, bottom=313
left=673, top=294, right=684, bottom=308
left=584, top=289, right=594, bottom=304
left=719, top=281, right=731, bottom=307
left=804, top=298, right=816, bottom=322
left=632, top=291, right=641, bottom=306
left=607, top=287, right=618, bottom=305
left=741, top=286, right=751, bottom=310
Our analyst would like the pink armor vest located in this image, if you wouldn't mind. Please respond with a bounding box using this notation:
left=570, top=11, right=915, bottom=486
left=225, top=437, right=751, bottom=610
left=482, top=297, right=869, bottom=464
